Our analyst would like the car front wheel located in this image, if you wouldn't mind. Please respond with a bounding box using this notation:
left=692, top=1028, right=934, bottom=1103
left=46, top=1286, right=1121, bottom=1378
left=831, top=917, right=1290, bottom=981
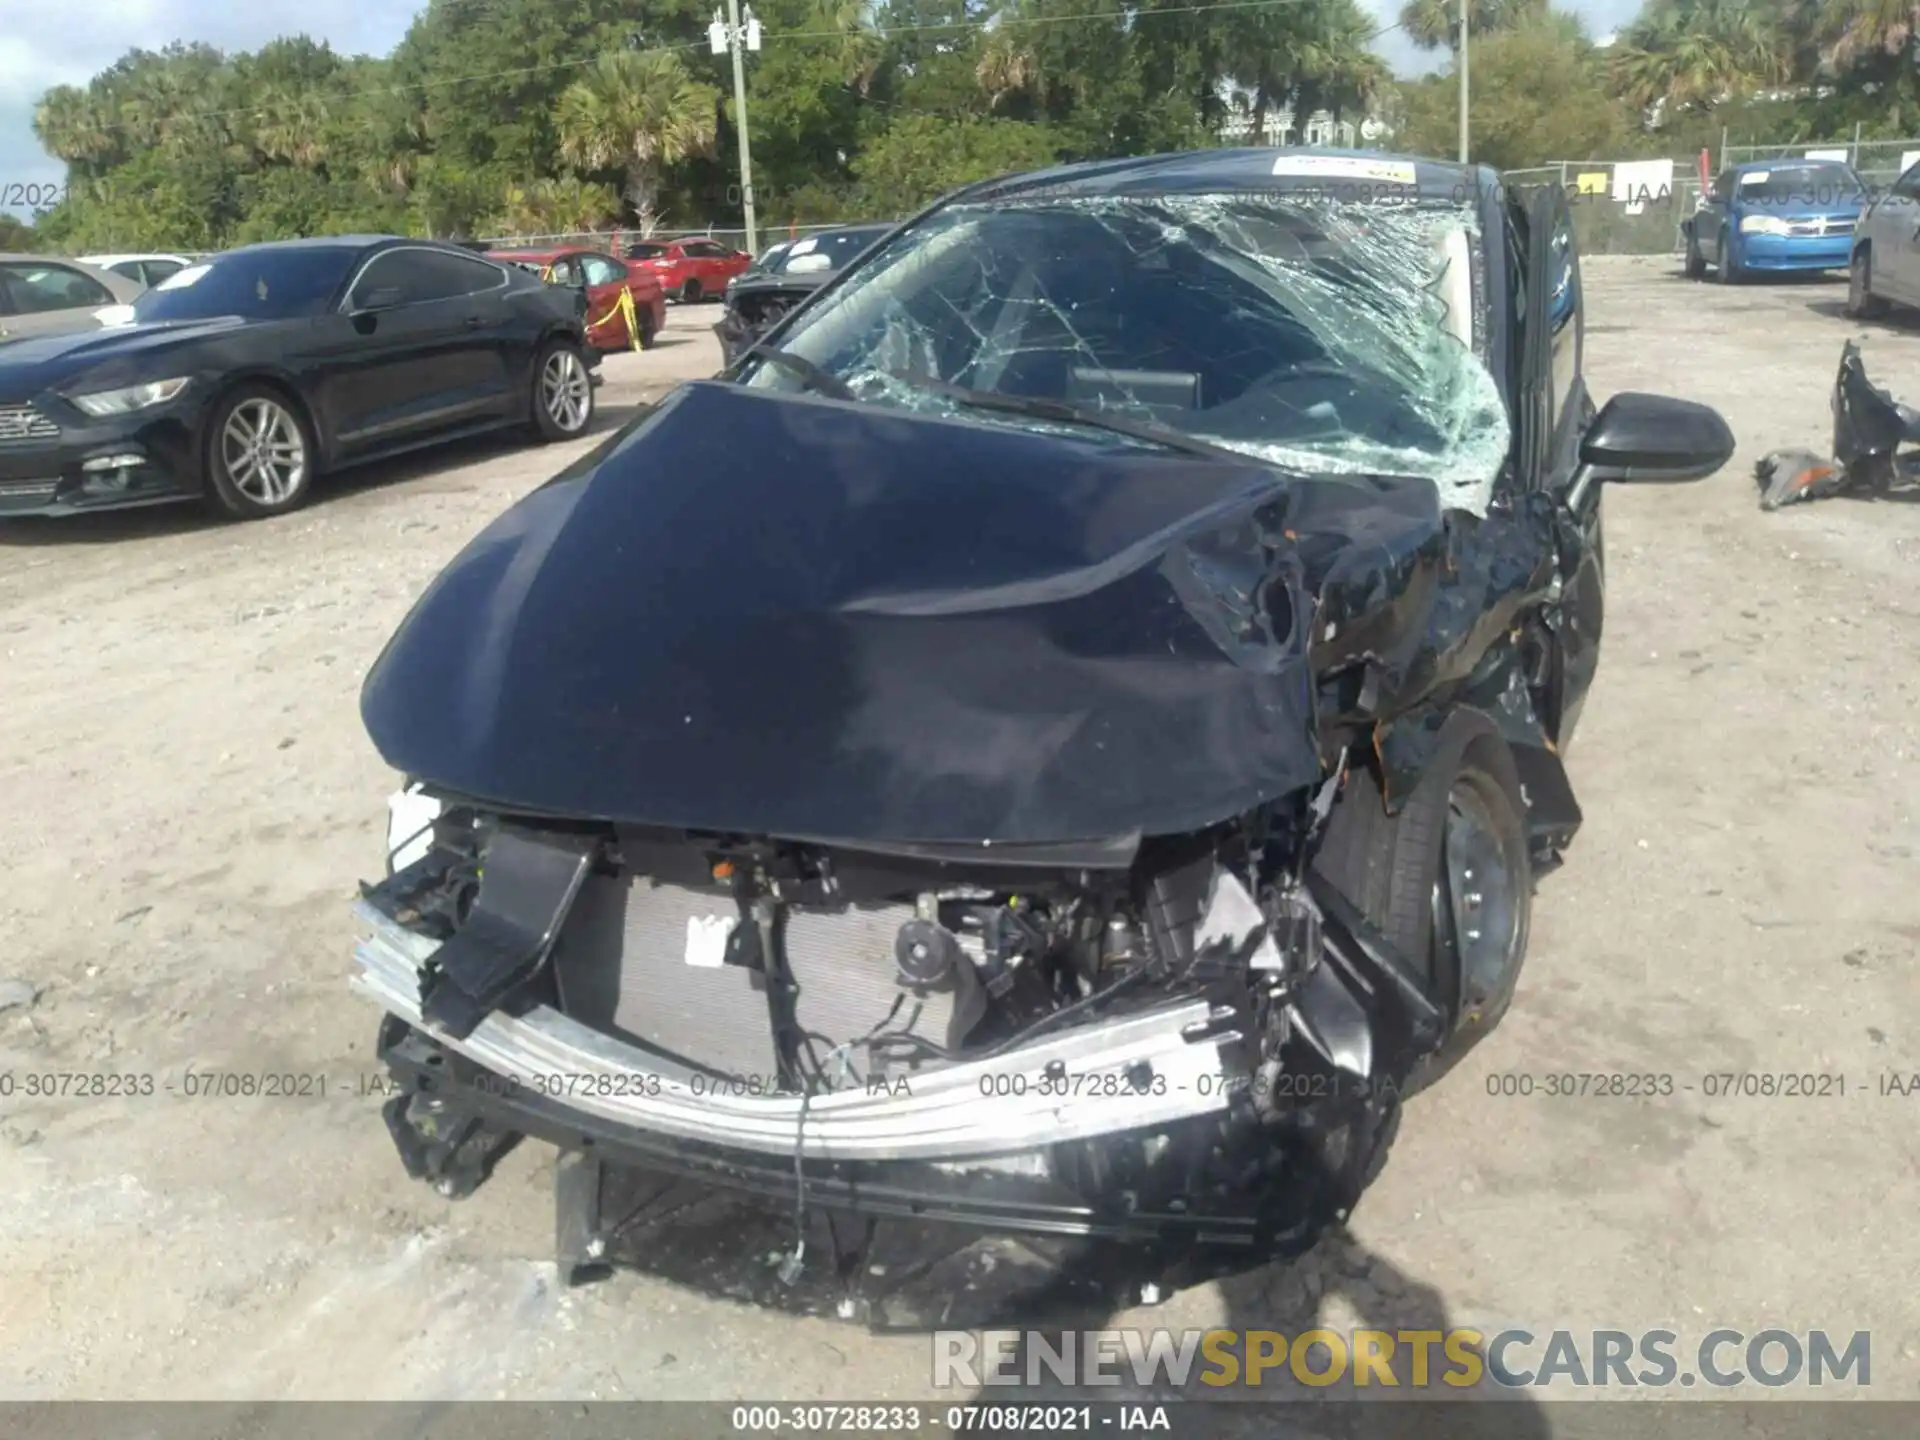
left=1716, top=234, right=1741, bottom=284
left=1311, top=729, right=1533, bottom=1097
left=530, top=340, right=594, bottom=441
left=1846, top=247, right=1889, bottom=318
left=203, top=385, right=316, bottom=521
left=1683, top=227, right=1706, bottom=279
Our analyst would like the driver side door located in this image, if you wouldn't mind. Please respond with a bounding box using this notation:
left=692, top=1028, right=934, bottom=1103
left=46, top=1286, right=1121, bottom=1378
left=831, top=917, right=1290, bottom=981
left=1861, top=162, right=1920, bottom=302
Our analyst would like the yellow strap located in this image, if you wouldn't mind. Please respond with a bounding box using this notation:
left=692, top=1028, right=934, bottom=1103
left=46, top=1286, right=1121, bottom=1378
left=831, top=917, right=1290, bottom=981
left=585, top=287, right=646, bottom=350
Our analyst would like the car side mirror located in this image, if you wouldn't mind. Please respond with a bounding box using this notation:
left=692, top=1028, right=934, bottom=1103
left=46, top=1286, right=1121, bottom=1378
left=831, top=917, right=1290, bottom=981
left=1567, top=392, right=1734, bottom=508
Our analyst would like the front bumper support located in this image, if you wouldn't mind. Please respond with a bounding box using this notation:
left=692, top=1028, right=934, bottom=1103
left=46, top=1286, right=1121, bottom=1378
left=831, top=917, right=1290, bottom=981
left=353, top=901, right=1233, bottom=1162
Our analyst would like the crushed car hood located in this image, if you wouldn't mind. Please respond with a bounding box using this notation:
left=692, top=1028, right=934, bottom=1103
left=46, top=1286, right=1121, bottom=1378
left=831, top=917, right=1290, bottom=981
left=361, top=381, right=1451, bottom=846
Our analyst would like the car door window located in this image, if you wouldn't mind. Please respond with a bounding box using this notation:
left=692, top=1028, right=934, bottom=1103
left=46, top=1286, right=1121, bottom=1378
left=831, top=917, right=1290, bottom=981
left=350, top=249, right=504, bottom=309
left=142, top=259, right=185, bottom=285
left=107, top=260, right=146, bottom=282
left=547, top=256, right=584, bottom=287
left=580, top=254, right=625, bottom=286
left=684, top=241, right=726, bottom=258
left=1892, top=164, right=1920, bottom=201
left=1547, top=205, right=1581, bottom=426
left=0, top=263, right=113, bottom=313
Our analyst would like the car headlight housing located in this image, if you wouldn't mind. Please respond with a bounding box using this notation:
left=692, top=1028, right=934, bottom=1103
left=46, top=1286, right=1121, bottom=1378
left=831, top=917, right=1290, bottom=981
left=69, top=377, right=190, bottom=417
left=1739, top=214, right=1791, bottom=236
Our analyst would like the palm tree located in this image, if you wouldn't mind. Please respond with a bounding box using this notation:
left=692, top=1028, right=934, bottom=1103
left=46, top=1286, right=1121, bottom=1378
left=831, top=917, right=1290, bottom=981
left=33, top=85, right=117, bottom=170
left=250, top=87, right=333, bottom=170
left=487, top=176, right=622, bottom=237
left=1398, top=0, right=1549, bottom=51
left=976, top=33, right=1044, bottom=109
left=554, top=51, right=721, bottom=234
left=813, top=0, right=885, bottom=95
left=1812, top=0, right=1920, bottom=69
left=1609, top=0, right=1787, bottom=110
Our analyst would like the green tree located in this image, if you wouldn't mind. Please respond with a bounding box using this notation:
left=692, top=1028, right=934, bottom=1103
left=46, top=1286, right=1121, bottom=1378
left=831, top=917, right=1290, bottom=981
left=1398, top=0, right=1550, bottom=51
left=1609, top=0, right=1787, bottom=112
left=849, top=112, right=1062, bottom=210
left=1399, top=25, right=1629, bottom=167
left=554, top=50, right=722, bottom=232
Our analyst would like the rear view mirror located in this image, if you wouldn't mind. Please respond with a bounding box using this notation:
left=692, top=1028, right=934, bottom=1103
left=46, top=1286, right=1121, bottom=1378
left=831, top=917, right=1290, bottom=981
left=1566, top=392, right=1734, bottom=508
left=1582, top=392, right=1733, bottom=480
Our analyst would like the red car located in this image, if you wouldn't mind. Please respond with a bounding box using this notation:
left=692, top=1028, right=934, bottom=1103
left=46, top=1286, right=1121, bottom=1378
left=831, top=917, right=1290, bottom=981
left=487, top=247, right=666, bottom=351
left=624, top=238, right=753, bottom=303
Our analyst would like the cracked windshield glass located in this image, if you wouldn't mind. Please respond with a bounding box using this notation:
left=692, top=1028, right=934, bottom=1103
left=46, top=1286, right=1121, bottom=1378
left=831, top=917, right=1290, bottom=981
left=742, top=195, right=1511, bottom=514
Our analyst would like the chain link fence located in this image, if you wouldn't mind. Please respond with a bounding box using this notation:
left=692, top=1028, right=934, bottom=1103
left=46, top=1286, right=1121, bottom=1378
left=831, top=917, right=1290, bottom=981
left=474, top=222, right=857, bottom=255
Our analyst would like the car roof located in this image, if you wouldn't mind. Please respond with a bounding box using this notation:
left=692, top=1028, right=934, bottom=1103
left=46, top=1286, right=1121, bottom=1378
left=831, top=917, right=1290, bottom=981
left=1733, top=158, right=1855, bottom=173
left=0, top=252, right=123, bottom=267
left=77, top=252, right=191, bottom=264
left=954, top=146, right=1486, bottom=206
left=489, top=246, right=605, bottom=261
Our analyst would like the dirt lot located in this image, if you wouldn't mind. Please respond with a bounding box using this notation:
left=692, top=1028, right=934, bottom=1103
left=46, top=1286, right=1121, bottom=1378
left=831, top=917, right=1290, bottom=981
left=1, top=265, right=1918, bottom=1404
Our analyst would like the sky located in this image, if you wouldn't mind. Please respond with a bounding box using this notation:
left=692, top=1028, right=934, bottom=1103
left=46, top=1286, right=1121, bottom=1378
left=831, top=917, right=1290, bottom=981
left=0, top=0, right=1647, bottom=220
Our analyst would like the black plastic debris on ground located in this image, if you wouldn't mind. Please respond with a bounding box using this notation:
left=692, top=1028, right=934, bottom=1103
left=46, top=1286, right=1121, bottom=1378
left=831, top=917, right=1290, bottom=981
left=1757, top=339, right=1920, bottom=510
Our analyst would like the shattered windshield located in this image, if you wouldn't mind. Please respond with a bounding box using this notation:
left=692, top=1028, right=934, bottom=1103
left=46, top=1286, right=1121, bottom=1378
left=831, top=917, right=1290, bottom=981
left=738, top=194, right=1510, bottom=514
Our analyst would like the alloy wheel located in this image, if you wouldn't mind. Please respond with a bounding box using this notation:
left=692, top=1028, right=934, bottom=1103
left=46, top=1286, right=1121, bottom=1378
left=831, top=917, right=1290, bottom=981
left=220, top=398, right=307, bottom=507
left=541, top=349, right=591, bottom=433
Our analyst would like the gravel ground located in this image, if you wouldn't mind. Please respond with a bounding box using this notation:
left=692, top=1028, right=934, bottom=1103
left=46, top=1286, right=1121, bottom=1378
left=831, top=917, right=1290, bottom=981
left=0, top=265, right=1917, bottom=1405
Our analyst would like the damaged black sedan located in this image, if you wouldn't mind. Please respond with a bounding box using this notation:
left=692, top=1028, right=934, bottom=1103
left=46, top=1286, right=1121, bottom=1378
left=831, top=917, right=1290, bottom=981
left=350, top=150, right=1734, bottom=1292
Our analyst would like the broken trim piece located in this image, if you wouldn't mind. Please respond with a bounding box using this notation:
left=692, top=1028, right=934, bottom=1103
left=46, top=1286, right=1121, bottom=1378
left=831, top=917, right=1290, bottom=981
left=353, top=902, right=1232, bottom=1161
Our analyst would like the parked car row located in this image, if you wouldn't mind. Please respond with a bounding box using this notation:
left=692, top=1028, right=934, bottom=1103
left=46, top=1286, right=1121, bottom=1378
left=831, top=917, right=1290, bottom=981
left=0, top=236, right=603, bottom=521
left=1674, top=152, right=1920, bottom=323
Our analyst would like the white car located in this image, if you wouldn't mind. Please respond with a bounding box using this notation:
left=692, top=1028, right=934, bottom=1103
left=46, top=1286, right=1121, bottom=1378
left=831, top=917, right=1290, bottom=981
left=79, top=253, right=194, bottom=326
left=79, top=252, right=193, bottom=287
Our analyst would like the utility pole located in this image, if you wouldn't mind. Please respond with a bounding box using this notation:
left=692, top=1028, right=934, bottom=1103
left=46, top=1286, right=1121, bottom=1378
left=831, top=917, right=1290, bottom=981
left=711, top=1, right=762, bottom=254
left=1457, top=0, right=1470, bottom=164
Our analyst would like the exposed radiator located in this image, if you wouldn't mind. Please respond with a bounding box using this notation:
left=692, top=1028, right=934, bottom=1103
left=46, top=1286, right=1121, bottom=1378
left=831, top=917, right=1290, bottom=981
left=549, top=875, right=956, bottom=1090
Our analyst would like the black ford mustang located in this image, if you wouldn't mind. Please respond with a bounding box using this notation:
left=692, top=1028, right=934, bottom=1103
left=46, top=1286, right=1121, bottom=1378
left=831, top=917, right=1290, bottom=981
left=0, top=236, right=599, bottom=521
left=350, top=151, right=1734, bottom=1309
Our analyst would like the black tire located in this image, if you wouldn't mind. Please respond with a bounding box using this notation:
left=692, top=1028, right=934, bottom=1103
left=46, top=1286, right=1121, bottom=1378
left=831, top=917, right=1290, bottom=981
left=201, top=383, right=317, bottom=521
left=1846, top=247, right=1888, bottom=319
left=529, top=338, right=595, bottom=442
left=1682, top=228, right=1706, bottom=279
left=636, top=308, right=658, bottom=350
left=680, top=279, right=702, bottom=304
left=1311, top=731, right=1533, bottom=1097
left=1715, top=234, right=1741, bottom=284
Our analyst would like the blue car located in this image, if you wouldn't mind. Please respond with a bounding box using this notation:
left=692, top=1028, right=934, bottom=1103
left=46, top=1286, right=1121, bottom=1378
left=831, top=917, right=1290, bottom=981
left=1683, top=159, right=1867, bottom=283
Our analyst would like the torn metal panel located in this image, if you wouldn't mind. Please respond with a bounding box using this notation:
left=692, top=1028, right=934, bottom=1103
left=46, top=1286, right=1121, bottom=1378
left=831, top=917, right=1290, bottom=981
left=1759, top=341, right=1920, bottom=509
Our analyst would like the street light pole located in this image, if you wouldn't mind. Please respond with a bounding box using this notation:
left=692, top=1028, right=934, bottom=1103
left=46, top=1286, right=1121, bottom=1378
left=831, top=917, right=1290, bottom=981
left=1457, top=0, right=1470, bottom=164
left=713, top=1, right=761, bottom=254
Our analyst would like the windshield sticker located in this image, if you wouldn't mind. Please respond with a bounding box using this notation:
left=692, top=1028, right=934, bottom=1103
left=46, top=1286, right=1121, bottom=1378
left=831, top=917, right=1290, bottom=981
left=156, top=264, right=209, bottom=290
left=1270, top=156, right=1417, bottom=184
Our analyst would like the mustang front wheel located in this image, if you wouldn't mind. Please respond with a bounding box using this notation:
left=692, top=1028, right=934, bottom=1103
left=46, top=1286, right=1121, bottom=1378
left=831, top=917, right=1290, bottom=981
left=203, top=386, right=315, bottom=521
left=532, top=341, right=594, bottom=441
